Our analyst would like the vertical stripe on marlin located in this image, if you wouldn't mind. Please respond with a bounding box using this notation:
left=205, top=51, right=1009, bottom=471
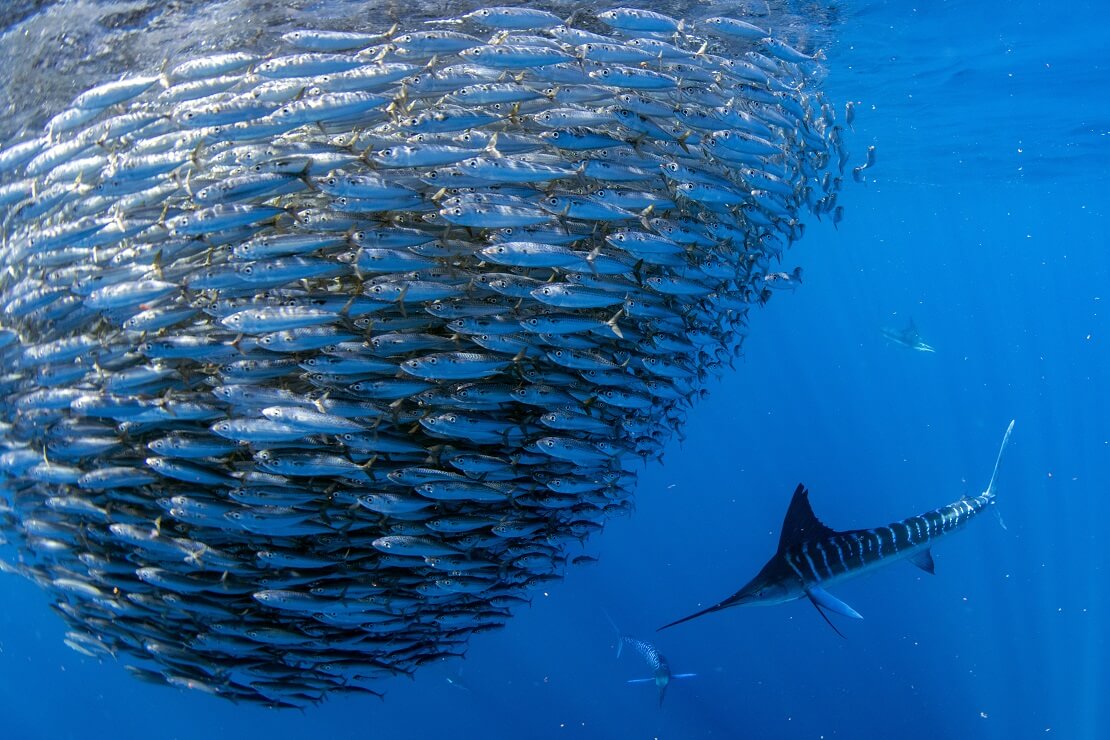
left=903, top=516, right=923, bottom=543
left=800, top=542, right=822, bottom=582
left=861, top=530, right=877, bottom=564
left=893, top=521, right=912, bottom=548
left=834, top=535, right=857, bottom=570
left=855, top=533, right=870, bottom=565
left=876, top=526, right=896, bottom=558
left=941, top=504, right=960, bottom=531
left=906, top=520, right=919, bottom=546
left=815, top=541, right=833, bottom=577
left=924, top=510, right=943, bottom=537
left=785, top=552, right=807, bottom=584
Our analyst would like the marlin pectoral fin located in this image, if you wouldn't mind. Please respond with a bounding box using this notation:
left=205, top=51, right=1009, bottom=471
left=908, top=548, right=936, bottom=574
left=808, top=595, right=847, bottom=639
left=671, top=673, right=698, bottom=679
left=626, top=678, right=655, bottom=684
left=808, top=586, right=863, bottom=619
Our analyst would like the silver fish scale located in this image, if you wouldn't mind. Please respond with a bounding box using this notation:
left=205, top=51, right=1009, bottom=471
left=0, top=5, right=852, bottom=709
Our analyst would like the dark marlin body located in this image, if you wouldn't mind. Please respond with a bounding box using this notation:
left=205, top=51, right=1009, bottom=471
left=605, top=612, right=695, bottom=706
left=661, top=420, right=1015, bottom=634
left=881, top=319, right=935, bottom=353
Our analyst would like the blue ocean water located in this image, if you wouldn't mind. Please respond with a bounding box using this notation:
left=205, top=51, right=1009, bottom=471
left=1, top=1, right=1108, bottom=738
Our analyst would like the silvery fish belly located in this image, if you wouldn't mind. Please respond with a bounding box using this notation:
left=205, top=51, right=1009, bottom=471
left=0, top=3, right=849, bottom=708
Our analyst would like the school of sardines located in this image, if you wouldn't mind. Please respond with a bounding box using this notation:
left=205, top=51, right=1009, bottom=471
left=0, top=6, right=848, bottom=706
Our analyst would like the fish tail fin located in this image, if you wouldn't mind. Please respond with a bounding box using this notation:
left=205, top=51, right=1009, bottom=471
left=606, top=309, right=625, bottom=339
left=986, top=419, right=1015, bottom=529
left=985, top=419, right=1016, bottom=501
left=602, top=609, right=623, bottom=657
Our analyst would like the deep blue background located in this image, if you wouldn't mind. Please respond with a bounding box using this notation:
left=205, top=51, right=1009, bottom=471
left=3, top=1, right=1109, bottom=738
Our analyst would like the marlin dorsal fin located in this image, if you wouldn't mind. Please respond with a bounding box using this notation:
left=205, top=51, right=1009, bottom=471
left=777, top=484, right=836, bottom=552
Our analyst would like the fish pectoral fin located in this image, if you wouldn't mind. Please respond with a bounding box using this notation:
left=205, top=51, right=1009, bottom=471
left=807, top=595, right=847, bottom=639
left=808, top=586, right=863, bottom=619
left=626, top=678, right=655, bottom=684
left=908, top=548, right=936, bottom=574
left=671, top=673, right=698, bottom=679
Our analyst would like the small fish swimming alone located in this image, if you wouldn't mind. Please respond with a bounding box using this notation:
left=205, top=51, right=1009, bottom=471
left=881, top=318, right=935, bottom=352
left=605, top=612, right=695, bottom=706
left=660, top=420, right=1015, bottom=635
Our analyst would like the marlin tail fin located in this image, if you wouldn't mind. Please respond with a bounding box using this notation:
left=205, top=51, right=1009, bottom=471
left=987, top=419, right=1015, bottom=529
left=986, top=420, right=1015, bottom=499
left=603, top=609, right=623, bottom=658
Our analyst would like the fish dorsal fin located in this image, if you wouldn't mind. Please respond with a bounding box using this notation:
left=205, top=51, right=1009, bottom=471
left=777, top=484, right=836, bottom=552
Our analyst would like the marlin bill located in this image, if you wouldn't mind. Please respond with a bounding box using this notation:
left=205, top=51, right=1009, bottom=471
left=660, top=420, right=1015, bottom=634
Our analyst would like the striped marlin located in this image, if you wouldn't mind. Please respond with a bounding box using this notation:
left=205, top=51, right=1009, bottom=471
left=881, top=318, right=935, bottom=353
left=659, top=420, right=1014, bottom=635
left=605, top=611, right=695, bottom=706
